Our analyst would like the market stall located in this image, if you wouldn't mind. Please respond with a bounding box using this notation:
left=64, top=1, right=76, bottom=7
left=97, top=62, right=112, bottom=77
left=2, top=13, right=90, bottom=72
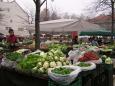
left=0, top=43, right=113, bottom=86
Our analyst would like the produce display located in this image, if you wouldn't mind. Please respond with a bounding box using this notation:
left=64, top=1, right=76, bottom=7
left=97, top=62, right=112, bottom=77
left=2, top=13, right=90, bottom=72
left=78, top=51, right=99, bottom=62
left=16, top=49, right=31, bottom=55
left=17, top=49, right=70, bottom=74
left=52, top=67, right=73, bottom=75
left=17, top=54, right=39, bottom=71
left=0, top=41, right=8, bottom=48
left=48, top=43, right=68, bottom=53
left=1, top=42, right=113, bottom=77
left=77, top=62, right=91, bottom=67
left=5, top=52, right=23, bottom=61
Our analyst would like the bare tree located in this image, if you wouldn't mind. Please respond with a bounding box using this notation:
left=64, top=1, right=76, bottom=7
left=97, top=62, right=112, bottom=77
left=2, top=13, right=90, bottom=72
left=88, top=0, right=114, bottom=43
left=33, top=0, right=40, bottom=49
left=40, top=8, right=50, bottom=21
left=40, top=8, right=61, bottom=21
left=70, top=14, right=78, bottom=19
left=63, top=13, right=70, bottom=19
left=50, top=10, right=60, bottom=20
left=88, top=0, right=111, bottom=14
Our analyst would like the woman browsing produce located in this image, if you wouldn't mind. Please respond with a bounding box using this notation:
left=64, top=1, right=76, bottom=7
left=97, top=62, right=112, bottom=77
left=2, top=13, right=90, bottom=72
left=6, top=29, right=18, bottom=51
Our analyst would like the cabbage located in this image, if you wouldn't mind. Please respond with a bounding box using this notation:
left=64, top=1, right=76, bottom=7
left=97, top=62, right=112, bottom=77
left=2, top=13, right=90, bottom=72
left=60, top=57, right=65, bottom=62
left=66, top=60, right=70, bottom=65
left=63, top=62, right=67, bottom=66
left=32, top=66, right=38, bottom=73
left=38, top=67, right=45, bottom=73
left=47, top=51, right=54, bottom=56
left=50, top=61, right=56, bottom=68
left=40, top=52, right=46, bottom=57
left=105, top=57, right=112, bottom=64
left=43, top=61, right=49, bottom=69
left=54, top=56, right=59, bottom=61
left=37, top=62, right=42, bottom=68
left=56, top=61, right=62, bottom=66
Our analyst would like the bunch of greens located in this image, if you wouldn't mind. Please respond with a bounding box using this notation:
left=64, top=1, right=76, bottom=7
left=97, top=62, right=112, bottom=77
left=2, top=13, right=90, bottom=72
left=77, top=62, right=91, bottom=67
left=52, top=67, right=73, bottom=75
left=17, top=54, right=40, bottom=71
left=6, top=52, right=23, bottom=61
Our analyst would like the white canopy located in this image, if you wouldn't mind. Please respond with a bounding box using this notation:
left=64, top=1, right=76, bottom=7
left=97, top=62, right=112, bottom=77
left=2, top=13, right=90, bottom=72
left=27, top=19, right=103, bottom=33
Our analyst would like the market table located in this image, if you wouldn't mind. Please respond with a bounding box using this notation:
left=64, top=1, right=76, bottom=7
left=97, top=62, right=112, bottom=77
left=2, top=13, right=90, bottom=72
left=0, top=64, right=113, bottom=86
left=0, top=66, right=48, bottom=86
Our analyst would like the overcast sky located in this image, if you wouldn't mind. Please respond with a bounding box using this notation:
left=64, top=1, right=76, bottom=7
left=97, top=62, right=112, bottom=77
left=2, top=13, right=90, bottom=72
left=15, top=0, right=95, bottom=16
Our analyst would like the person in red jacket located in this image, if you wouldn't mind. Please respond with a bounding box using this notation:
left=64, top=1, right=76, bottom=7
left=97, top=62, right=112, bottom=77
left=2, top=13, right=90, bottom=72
left=7, top=29, right=18, bottom=51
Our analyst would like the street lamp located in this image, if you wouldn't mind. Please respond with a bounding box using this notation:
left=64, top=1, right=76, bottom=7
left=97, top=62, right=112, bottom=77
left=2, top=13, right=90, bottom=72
left=111, top=0, right=115, bottom=43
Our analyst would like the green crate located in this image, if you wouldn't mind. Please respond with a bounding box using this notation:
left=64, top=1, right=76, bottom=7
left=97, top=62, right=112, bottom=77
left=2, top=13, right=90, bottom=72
left=104, top=64, right=113, bottom=71
left=48, top=77, right=82, bottom=86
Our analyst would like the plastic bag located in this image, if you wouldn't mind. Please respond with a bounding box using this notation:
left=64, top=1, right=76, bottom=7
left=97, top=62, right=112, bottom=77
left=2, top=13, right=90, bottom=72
left=86, top=58, right=102, bottom=64
left=48, top=66, right=81, bottom=85
left=68, top=50, right=79, bottom=61
left=1, top=57, right=17, bottom=68
left=75, top=62, right=96, bottom=71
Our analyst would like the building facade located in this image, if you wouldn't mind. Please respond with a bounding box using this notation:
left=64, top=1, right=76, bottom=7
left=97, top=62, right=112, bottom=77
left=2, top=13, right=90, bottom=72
left=0, top=0, right=30, bottom=36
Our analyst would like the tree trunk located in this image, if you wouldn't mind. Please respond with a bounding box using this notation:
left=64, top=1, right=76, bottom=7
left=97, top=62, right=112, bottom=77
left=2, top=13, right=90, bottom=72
left=111, top=0, right=114, bottom=44
left=35, top=0, right=40, bottom=49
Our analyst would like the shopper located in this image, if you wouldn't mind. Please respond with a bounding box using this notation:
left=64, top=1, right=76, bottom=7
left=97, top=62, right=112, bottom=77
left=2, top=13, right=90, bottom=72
left=7, top=29, right=18, bottom=51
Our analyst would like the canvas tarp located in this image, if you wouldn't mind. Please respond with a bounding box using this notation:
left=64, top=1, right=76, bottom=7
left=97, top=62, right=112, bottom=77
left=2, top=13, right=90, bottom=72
left=80, top=30, right=115, bottom=36
left=27, top=19, right=104, bottom=33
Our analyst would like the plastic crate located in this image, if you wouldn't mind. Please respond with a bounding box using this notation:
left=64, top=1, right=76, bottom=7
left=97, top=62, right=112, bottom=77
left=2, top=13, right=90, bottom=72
left=48, top=77, right=82, bottom=86
left=104, top=64, right=113, bottom=71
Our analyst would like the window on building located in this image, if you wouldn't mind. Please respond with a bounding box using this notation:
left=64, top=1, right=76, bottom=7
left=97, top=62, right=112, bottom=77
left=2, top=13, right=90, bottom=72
left=7, top=8, right=10, bottom=12
left=18, top=28, right=24, bottom=31
left=5, top=27, right=12, bottom=30
left=10, top=19, right=13, bottom=23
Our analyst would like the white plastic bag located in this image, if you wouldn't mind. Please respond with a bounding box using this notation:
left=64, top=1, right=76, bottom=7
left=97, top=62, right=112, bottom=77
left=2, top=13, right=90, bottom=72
left=86, top=58, right=102, bottom=64
left=1, top=57, right=16, bottom=67
left=48, top=66, right=81, bottom=85
left=68, top=50, right=79, bottom=61
left=75, top=62, right=96, bottom=71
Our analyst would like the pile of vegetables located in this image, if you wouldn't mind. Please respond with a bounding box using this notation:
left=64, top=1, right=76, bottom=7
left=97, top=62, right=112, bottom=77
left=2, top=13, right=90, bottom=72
left=101, top=55, right=112, bottom=64
left=5, top=52, right=23, bottom=61
left=48, top=44, right=68, bottom=53
left=77, top=62, right=91, bottom=67
left=17, top=49, right=70, bottom=74
left=52, top=67, right=73, bottom=75
left=79, top=51, right=99, bottom=62
left=17, top=54, right=39, bottom=71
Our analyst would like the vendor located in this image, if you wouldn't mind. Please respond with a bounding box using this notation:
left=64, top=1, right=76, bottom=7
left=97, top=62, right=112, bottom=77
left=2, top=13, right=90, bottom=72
left=6, top=29, right=18, bottom=51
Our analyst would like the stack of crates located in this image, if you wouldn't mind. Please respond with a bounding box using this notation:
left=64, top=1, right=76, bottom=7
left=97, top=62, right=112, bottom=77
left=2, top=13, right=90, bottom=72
left=104, top=64, right=113, bottom=86
left=48, top=77, right=82, bottom=86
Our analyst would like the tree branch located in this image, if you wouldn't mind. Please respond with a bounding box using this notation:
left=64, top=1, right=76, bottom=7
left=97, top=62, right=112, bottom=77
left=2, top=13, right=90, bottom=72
left=40, top=0, right=46, bottom=7
left=33, top=0, right=36, bottom=4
